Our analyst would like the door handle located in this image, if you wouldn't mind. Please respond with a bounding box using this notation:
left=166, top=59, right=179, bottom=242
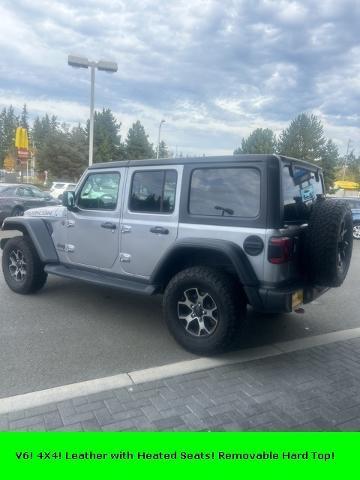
left=150, top=226, right=169, bottom=235
left=101, top=222, right=117, bottom=230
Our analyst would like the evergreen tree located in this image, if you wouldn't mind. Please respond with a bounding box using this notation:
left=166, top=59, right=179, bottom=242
left=158, top=140, right=169, bottom=159
left=342, top=151, right=360, bottom=184
left=125, top=120, right=154, bottom=159
left=278, top=113, right=326, bottom=161
left=36, top=125, right=88, bottom=181
left=0, top=105, right=19, bottom=166
left=20, top=104, right=29, bottom=131
left=89, top=108, right=125, bottom=163
left=234, top=128, right=276, bottom=154
left=320, top=139, right=339, bottom=191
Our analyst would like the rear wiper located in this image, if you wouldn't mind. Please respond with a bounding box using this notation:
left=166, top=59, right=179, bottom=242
left=214, top=205, right=234, bottom=216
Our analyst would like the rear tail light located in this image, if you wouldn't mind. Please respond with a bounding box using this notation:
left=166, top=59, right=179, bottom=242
left=268, top=237, right=294, bottom=264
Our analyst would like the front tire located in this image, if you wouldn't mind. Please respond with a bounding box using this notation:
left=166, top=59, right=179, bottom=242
left=2, top=236, right=47, bottom=294
left=163, top=267, right=246, bottom=355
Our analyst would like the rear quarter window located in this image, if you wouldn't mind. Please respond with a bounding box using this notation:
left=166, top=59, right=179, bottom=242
left=189, top=167, right=260, bottom=217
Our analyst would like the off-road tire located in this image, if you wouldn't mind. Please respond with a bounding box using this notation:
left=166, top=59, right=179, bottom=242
left=2, top=236, right=47, bottom=294
left=306, top=199, right=353, bottom=287
left=163, top=266, right=246, bottom=355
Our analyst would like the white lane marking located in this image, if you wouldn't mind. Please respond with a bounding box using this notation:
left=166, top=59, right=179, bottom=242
left=1, top=327, right=360, bottom=415
left=0, top=374, right=132, bottom=415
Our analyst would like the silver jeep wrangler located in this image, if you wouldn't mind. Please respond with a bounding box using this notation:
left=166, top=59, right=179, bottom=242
left=0, top=155, right=353, bottom=354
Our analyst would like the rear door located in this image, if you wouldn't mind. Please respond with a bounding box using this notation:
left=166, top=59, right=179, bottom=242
left=120, top=166, right=181, bottom=278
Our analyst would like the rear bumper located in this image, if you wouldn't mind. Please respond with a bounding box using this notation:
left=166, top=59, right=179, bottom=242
left=245, top=284, right=329, bottom=313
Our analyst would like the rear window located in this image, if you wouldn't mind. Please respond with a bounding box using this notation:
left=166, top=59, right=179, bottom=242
left=283, top=165, right=324, bottom=223
left=189, top=167, right=260, bottom=217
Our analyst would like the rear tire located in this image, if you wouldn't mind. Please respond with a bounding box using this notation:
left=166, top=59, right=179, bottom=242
left=2, top=236, right=47, bottom=294
left=163, top=266, right=246, bottom=355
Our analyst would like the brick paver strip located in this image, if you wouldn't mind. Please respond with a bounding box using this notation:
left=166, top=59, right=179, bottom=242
left=1, top=337, right=360, bottom=431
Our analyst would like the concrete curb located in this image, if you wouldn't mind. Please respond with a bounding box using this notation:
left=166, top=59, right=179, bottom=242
left=1, top=327, right=360, bottom=415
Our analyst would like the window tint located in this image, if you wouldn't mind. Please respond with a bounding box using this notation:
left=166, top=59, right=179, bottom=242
left=17, top=187, right=34, bottom=197
left=78, top=172, right=120, bottom=210
left=29, top=186, right=46, bottom=198
left=283, top=165, right=324, bottom=223
left=189, top=168, right=260, bottom=217
left=129, top=170, right=177, bottom=213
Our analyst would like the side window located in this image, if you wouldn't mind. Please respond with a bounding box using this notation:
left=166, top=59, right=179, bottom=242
left=77, top=172, right=120, bottom=210
left=189, top=168, right=260, bottom=217
left=17, top=187, right=33, bottom=197
left=129, top=170, right=177, bottom=213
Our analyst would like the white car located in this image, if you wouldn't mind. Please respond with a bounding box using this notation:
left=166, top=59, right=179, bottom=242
left=50, top=182, right=77, bottom=200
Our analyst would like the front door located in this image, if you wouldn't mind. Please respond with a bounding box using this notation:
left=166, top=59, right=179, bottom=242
left=65, top=169, right=124, bottom=269
left=120, top=166, right=181, bottom=278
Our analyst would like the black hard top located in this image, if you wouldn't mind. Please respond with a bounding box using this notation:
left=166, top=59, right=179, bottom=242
left=88, top=154, right=322, bottom=171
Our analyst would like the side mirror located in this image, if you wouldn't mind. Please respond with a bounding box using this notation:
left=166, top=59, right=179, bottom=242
left=62, top=191, right=75, bottom=209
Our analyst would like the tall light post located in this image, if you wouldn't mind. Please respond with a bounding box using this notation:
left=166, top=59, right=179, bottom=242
left=157, top=119, right=165, bottom=159
left=68, top=55, right=118, bottom=166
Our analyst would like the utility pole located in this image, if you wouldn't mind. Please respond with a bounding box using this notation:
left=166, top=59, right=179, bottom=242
left=342, top=139, right=352, bottom=181
left=157, top=119, right=165, bottom=159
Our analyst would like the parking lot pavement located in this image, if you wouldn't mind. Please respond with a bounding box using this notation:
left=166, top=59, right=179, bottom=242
left=0, top=229, right=359, bottom=400
left=1, top=335, right=360, bottom=432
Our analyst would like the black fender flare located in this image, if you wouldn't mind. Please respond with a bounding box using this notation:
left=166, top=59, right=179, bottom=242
left=1, top=217, right=59, bottom=263
left=150, top=238, right=259, bottom=287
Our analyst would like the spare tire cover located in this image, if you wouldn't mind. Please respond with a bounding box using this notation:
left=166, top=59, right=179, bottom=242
left=306, top=199, right=353, bottom=287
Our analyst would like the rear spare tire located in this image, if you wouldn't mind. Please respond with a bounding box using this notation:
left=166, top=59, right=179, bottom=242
left=306, top=199, right=353, bottom=287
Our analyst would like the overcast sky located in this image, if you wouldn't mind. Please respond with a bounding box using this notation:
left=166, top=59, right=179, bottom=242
left=0, top=0, right=359, bottom=156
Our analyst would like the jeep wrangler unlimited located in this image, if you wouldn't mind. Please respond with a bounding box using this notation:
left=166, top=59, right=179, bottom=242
left=0, top=155, right=353, bottom=354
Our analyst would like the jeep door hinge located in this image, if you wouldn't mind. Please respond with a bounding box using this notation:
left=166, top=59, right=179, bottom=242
left=120, top=224, right=132, bottom=233
left=119, top=253, right=131, bottom=262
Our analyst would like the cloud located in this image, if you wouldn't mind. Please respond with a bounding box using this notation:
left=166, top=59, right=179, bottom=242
left=0, top=0, right=359, bottom=155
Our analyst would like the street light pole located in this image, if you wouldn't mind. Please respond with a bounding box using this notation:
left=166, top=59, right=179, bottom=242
left=89, top=64, right=96, bottom=166
left=157, top=119, right=165, bottom=159
left=68, top=55, right=118, bottom=167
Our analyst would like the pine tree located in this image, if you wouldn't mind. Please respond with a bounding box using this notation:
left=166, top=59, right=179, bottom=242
left=158, top=140, right=169, bottom=159
left=125, top=120, right=154, bottom=159
left=234, top=128, right=276, bottom=154
left=278, top=113, right=326, bottom=162
left=20, top=104, right=29, bottom=131
left=0, top=105, right=19, bottom=166
left=320, top=139, right=339, bottom=191
left=89, top=108, right=125, bottom=163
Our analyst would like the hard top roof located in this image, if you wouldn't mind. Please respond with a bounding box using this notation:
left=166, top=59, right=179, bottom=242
left=88, top=154, right=322, bottom=171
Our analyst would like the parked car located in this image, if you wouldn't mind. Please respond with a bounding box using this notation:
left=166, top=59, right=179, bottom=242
left=50, top=182, right=77, bottom=200
left=0, top=155, right=353, bottom=354
left=342, top=198, right=360, bottom=239
left=0, top=183, right=61, bottom=223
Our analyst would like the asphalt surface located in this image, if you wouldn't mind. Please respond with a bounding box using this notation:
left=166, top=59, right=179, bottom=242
left=0, top=230, right=359, bottom=399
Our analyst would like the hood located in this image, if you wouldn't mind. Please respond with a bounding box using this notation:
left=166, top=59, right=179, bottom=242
left=24, top=206, right=67, bottom=218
